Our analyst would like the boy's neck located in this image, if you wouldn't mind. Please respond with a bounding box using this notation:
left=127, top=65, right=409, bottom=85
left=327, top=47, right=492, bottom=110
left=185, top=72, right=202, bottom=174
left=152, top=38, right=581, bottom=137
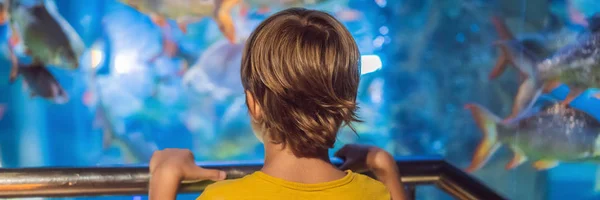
left=261, top=142, right=347, bottom=184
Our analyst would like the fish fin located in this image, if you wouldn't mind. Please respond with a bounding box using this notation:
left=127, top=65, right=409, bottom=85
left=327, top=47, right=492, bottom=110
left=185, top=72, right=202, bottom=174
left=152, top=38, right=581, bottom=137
left=532, top=160, right=559, bottom=170
left=214, top=0, right=239, bottom=44
left=464, top=103, right=503, bottom=172
left=7, top=38, right=19, bottom=84
left=9, top=32, right=19, bottom=48
left=561, top=87, right=584, bottom=106
left=149, top=14, right=169, bottom=28
left=542, top=80, right=562, bottom=93
left=147, top=38, right=178, bottom=63
left=177, top=21, right=188, bottom=34
left=489, top=43, right=509, bottom=80
left=491, top=16, right=515, bottom=40
left=489, top=40, right=536, bottom=80
left=162, top=37, right=178, bottom=58
left=8, top=59, right=18, bottom=83
left=0, top=6, right=7, bottom=25
left=504, top=78, right=543, bottom=122
left=518, top=71, right=528, bottom=83
left=505, top=145, right=527, bottom=170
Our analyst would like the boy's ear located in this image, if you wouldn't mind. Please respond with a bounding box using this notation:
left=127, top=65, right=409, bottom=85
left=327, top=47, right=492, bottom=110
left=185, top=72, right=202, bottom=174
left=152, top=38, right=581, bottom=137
left=245, top=90, right=262, bottom=120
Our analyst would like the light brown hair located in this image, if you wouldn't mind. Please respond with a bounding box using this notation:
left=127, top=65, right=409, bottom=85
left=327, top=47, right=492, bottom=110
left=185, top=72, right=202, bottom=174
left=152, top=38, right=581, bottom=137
left=241, top=8, right=361, bottom=157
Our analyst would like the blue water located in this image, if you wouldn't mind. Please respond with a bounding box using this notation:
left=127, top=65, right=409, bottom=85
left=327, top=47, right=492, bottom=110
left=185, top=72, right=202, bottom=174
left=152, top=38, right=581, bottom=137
left=1, top=0, right=600, bottom=199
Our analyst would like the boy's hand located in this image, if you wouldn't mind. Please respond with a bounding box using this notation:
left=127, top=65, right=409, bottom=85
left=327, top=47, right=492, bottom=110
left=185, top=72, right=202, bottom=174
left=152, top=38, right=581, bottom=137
left=334, top=144, right=407, bottom=200
left=334, top=144, right=396, bottom=174
left=149, top=149, right=226, bottom=200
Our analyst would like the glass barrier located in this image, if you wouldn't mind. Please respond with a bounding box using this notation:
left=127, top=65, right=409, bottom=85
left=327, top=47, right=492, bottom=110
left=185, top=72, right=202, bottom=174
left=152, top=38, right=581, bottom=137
left=0, top=0, right=599, bottom=199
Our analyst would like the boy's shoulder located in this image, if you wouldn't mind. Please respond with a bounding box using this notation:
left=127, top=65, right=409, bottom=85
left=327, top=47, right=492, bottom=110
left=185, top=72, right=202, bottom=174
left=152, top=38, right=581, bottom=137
left=351, top=173, right=390, bottom=194
left=197, top=173, right=262, bottom=199
left=197, top=171, right=390, bottom=200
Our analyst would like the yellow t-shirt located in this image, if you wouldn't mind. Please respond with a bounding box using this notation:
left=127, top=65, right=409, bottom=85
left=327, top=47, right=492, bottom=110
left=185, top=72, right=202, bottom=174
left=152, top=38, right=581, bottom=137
left=196, top=170, right=390, bottom=200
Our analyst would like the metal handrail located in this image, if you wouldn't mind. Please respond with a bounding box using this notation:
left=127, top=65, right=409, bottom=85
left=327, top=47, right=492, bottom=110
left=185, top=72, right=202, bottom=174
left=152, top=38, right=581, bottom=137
left=0, top=156, right=506, bottom=200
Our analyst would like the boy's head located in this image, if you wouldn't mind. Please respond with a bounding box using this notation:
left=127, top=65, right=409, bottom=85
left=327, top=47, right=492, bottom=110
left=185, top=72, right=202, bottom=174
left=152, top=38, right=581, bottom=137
left=241, top=8, right=360, bottom=157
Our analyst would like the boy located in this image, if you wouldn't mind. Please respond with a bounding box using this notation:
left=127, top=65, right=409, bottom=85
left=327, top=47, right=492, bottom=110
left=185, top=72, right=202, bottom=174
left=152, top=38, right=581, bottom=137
left=149, top=8, right=407, bottom=200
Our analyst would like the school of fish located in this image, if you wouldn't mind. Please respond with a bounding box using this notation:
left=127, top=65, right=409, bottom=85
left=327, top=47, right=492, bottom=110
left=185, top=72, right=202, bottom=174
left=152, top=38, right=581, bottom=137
left=0, top=0, right=83, bottom=103
left=464, top=11, right=600, bottom=186
left=0, top=0, right=347, bottom=164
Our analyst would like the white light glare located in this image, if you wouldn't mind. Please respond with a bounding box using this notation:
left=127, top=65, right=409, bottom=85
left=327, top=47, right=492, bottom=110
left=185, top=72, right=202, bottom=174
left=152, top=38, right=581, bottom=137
left=361, top=55, right=382, bottom=75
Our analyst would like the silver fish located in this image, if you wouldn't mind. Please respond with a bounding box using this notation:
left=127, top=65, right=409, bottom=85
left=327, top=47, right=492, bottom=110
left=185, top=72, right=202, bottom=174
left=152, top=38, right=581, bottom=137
left=465, top=102, right=600, bottom=172
left=7, top=0, right=85, bottom=82
left=119, top=0, right=239, bottom=43
left=18, top=63, right=68, bottom=104
left=495, top=14, right=600, bottom=121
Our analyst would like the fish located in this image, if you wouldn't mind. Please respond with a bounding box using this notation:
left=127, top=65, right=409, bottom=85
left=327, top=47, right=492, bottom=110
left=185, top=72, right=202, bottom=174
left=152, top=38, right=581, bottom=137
left=17, top=63, right=69, bottom=104
left=488, top=16, right=581, bottom=81
left=149, top=41, right=198, bottom=77
left=182, top=39, right=244, bottom=100
left=464, top=102, right=600, bottom=173
left=95, top=107, right=154, bottom=164
left=492, top=14, right=600, bottom=121
left=119, top=0, right=240, bottom=55
left=7, top=0, right=85, bottom=83
left=92, top=89, right=154, bottom=164
left=488, top=16, right=560, bottom=121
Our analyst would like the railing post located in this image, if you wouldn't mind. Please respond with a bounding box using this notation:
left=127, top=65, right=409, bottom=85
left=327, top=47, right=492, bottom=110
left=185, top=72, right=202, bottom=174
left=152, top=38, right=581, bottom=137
left=406, top=185, right=416, bottom=200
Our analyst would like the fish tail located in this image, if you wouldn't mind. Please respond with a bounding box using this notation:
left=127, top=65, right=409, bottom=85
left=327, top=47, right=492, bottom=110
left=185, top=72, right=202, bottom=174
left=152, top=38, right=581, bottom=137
left=489, top=41, right=510, bottom=80
left=8, top=39, right=20, bottom=84
left=0, top=1, right=7, bottom=25
left=489, top=16, right=515, bottom=80
left=504, top=78, right=543, bottom=122
left=464, top=103, right=503, bottom=172
left=490, top=17, right=539, bottom=80
left=491, top=16, right=515, bottom=41
left=214, top=0, right=240, bottom=43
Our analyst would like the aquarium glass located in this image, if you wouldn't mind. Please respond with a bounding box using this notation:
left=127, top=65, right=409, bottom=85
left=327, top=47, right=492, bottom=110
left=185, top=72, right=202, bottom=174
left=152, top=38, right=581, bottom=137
left=1, top=0, right=600, bottom=199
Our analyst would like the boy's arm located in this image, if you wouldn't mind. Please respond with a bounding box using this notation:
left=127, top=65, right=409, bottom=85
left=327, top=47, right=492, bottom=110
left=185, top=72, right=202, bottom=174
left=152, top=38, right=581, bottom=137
left=149, top=165, right=183, bottom=200
left=366, top=148, right=408, bottom=200
left=335, top=145, right=408, bottom=200
left=149, top=149, right=226, bottom=200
